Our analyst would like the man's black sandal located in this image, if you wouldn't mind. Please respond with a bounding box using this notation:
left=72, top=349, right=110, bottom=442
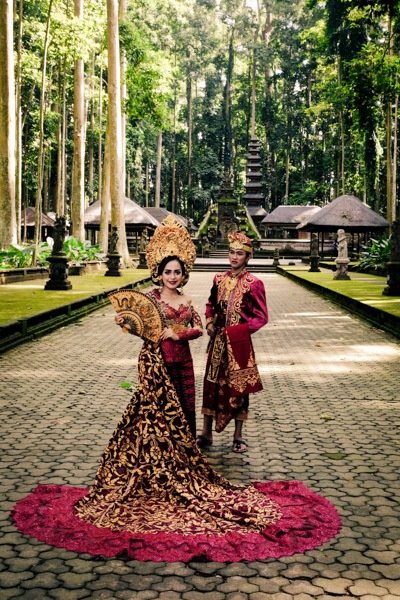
left=232, top=439, right=247, bottom=453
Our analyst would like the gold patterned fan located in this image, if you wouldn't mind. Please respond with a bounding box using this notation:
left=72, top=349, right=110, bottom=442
left=108, top=289, right=164, bottom=343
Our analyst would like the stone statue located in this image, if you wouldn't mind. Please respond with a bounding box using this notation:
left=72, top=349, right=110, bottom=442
left=52, top=216, right=67, bottom=255
left=309, top=233, right=320, bottom=272
left=45, top=215, right=72, bottom=290
left=109, top=226, right=119, bottom=254
left=310, top=233, right=319, bottom=256
left=337, top=229, right=348, bottom=259
left=139, top=229, right=149, bottom=253
left=334, top=229, right=350, bottom=280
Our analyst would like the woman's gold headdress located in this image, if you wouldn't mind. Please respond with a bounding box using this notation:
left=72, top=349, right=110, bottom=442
left=146, top=215, right=197, bottom=278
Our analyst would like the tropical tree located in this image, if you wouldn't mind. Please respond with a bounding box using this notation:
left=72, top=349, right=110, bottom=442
left=0, top=0, right=17, bottom=249
left=106, top=0, right=129, bottom=262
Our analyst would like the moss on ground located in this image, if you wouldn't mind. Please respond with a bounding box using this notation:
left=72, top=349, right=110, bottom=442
left=0, top=269, right=150, bottom=324
left=281, top=266, right=400, bottom=318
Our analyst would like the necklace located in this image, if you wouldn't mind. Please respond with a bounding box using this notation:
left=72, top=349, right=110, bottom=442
left=225, top=274, right=237, bottom=292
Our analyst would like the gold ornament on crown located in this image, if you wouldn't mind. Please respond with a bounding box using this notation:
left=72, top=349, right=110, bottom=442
left=228, top=231, right=253, bottom=253
left=145, top=215, right=197, bottom=276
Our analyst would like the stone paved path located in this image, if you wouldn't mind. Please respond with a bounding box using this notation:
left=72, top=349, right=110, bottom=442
left=1, top=272, right=400, bottom=600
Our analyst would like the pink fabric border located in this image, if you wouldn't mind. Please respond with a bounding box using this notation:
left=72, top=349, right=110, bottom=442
left=12, top=480, right=341, bottom=562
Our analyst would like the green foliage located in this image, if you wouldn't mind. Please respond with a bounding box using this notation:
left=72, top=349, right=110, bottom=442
left=0, top=238, right=102, bottom=270
left=358, top=235, right=392, bottom=275
left=62, top=238, right=103, bottom=263
left=0, top=245, right=37, bottom=269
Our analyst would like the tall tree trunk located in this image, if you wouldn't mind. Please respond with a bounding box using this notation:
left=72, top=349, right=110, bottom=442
left=145, top=160, right=149, bottom=207
left=263, top=7, right=273, bottom=210
left=55, top=57, right=67, bottom=216
left=99, top=117, right=111, bottom=252
left=386, top=13, right=397, bottom=225
left=33, top=0, right=53, bottom=262
left=71, top=0, right=85, bottom=241
left=87, top=55, right=95, bottom=203
left=155, top=131, right=162, bottom=208
left=171, top=52, right=177, bottom=214
left=0, top=0, right=17, bottom=249
left=107, top=0, right=129, bottom=263
left=284, top=136, right=290, bottom=201
left=392, top=95, right=398, bottom=222
left=338, top=58, right=345, bottom=195
left=186, top=71, right=192, bottom=217
left=386, top=96, right=393, bottom=223
left=250, top=38, right=257, bottom=138
left=119, top=0, right=127, bottom=196
left=97, top=61, right=103, bottom=203
left=223, top=30, right=234, bottom=183
left=171, top=151, right=176, bottom=214
left=43, top=151, right=49, bottom=212
left=15, top=0, right=23, bottom=243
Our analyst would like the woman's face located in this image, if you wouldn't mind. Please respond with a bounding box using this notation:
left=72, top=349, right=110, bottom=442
left=160, top=259, right=184, bottom=290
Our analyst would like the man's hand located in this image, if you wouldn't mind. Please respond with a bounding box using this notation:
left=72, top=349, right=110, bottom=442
left=206, top=323, right=216, bottom=338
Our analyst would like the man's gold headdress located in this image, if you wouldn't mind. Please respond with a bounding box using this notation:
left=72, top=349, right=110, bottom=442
left=228, top=231, right=253, bottom=254
left=146, top=215, right=197, bottom=278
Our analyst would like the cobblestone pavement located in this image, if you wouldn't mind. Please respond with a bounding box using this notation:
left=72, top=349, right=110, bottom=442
left=1, top=272, right=400, bottom=600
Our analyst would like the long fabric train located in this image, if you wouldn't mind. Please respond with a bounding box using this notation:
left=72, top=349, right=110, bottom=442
left=12, top=342, right=341, bottom=562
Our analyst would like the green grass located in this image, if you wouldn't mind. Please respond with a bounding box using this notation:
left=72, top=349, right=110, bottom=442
left=0, top=269, right=150, bottom=325
left=281, top=266, right=400, bottom=318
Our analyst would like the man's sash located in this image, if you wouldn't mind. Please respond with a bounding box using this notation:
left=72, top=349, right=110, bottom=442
left=225, top=323, right=263, bottom=396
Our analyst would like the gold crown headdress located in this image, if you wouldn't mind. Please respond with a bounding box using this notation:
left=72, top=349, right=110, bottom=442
left=146, top=215, right=197, bottom=278
left=228, top=231, right=253, bottom=253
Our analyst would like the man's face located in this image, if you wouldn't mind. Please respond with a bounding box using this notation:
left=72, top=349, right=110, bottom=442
left=229, top=248, right=248, bottom=272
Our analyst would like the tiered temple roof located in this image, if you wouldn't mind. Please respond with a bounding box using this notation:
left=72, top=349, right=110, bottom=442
left=242, top=137, right=267, bottom=222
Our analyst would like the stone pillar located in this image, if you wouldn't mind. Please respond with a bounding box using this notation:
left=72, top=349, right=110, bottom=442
left=383, top=219, right=400, bottom=296
left=44, top=216, right=72, bottom=290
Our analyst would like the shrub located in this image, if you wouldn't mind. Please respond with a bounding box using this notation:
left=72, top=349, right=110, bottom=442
left=0, top=238, right=102, bottom=270
left=358, top=235, right=392, bottom=275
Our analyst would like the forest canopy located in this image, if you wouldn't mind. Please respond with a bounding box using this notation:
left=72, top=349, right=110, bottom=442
left=0, top=0, right=399, bottom=250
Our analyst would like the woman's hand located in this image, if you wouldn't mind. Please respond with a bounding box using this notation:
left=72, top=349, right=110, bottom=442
left=115, top=313, right=131, bottom=331
left=160, top=327, right=179, bottom=341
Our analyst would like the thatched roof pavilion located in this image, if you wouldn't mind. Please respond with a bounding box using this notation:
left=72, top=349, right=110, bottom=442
left=263, top=205, right=321, bottom=226
left=21, top=207, right=55, bottom=241
left=84, top=198, right=159, bottom=229
left=297, top=194, right=389, bottom=232
left=296, top=194, right=389, bottom=256
left=21, top=206, right=55, bottom=227
left=261, top=205, right=321, bottom=239
left=145, top=207, right=189, bottom=227
left=84, top=198, right=159, bottom=252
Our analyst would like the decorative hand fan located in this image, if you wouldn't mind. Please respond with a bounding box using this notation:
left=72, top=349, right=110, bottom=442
left=108, top=289, right=164, bottom=343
